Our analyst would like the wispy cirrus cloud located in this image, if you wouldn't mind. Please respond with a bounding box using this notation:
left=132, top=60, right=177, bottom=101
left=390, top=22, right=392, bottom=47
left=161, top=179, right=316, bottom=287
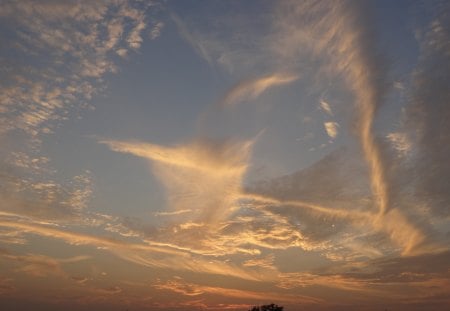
left=154, top=277, right=322, bottom=304
left=100, top=138, right=254, bottom=224
left=220, top=73, right=299, bottom=107
left=271, top=0, right=391, bottom=218
left=404, top=1, right=450, bottom=220
left=0, top=219, right=270, bottom=282
left=171, top=13, right=215, bottom=66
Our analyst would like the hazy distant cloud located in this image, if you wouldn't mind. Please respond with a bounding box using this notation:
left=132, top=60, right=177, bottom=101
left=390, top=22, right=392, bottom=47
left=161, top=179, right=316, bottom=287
left=0, top=278, right=15, bottom=295
left=0, top=250, right=90, bottom=278
left=220, top=73, right=299, bottom=107
left=170, top=5, right=276, bottom=75
left=171, top=13, right=214, bottom=65
left=150, top=21, right=164, bottom=40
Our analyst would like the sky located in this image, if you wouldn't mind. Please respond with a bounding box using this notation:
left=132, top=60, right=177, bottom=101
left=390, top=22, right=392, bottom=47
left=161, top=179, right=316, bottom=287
left=0, top=0, right=449, bottom=310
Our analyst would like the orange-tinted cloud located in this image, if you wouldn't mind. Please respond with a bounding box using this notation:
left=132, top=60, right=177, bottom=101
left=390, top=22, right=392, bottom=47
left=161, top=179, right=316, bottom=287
left=220, top=73, right=298, bottom=107
left=101, top=138, right=253, bottom=224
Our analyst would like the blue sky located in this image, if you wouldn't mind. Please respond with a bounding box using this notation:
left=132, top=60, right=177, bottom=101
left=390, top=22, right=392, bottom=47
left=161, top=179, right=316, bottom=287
left=1, top=1, right=450, bottom=310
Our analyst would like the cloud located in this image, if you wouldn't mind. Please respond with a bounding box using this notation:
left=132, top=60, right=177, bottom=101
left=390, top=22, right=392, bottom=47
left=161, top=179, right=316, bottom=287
left=404, top=2, right=450, bottom=218
left=96, top=286, right=123, bottom=295
left=154, top=278, right=204, bottom=296
left=0, top=278, right=15, bottom=295
left=274, top=252, right=450, bottom=308
left=0, top=170, right=94, bottom=223
left=0, top=250, right=90, bottom=278
left=150, top=21, right=164, bottom=40
left=270, top=1, right=391, bottom=218
left=277, top=272, right=379, bottom=295
left=386, top=132, right=412, bottom=157
left=246, top=146, right=438, bottom=257
left=155, top=278, right=322, bottom=304
left=170, top=9, right=272, bottom=74
left=0, top=219, right=270, bottom=282
left=243, top=254, right=275, bottom=269
left=0, top=227, right=27, bottom=245
left=220, top=73, right=299, bottom=107
left=324, top=122, right=339, bottom=139
left=154, top=209, right=192, bottom=217
left=101, top=138, right=254, bottom=224
left=0, top=1, right=154, bottom=138
left=320, top=100, right=333, bottom=115
left=0, top=2, right=447, bottom=309
left=0, top=1, right=163, bottom=229
left=171, top=13, right=215, bottom=65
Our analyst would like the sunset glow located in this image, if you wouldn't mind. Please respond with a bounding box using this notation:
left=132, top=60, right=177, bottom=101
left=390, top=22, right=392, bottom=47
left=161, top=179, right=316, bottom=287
left=1, top=1, right=449, bottom=310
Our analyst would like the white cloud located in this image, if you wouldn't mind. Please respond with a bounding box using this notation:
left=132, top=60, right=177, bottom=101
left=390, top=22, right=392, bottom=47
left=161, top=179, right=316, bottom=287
left=320, top=100, right=333, bottom=115
left=324, top=122, right=339, bottom=139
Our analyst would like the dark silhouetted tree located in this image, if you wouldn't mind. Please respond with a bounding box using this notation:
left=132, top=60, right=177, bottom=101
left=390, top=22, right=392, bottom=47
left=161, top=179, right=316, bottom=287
left=248, top=303, right=283, bottom=311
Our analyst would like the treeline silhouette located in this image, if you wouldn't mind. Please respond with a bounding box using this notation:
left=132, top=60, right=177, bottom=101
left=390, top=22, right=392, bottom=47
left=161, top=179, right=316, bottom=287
left=248, top=304, right=283, bottom=311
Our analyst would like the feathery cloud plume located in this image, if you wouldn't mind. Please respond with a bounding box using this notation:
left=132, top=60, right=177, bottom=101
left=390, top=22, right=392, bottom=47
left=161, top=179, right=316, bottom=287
left=221, top=73, right=298, bottom=107
left=101, top=138, right=254, bottom=224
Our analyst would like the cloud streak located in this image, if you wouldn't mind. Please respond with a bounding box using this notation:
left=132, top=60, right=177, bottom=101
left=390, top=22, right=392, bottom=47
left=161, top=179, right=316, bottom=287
left=154, top=278, right=322, bottom=304
left=270, top=0, right=391, bottom=218
left=220, top=73, right=299, bottom=107
left=0, top=251, right=90, bottom=278
left=0, top=219, right=270, bottom=282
